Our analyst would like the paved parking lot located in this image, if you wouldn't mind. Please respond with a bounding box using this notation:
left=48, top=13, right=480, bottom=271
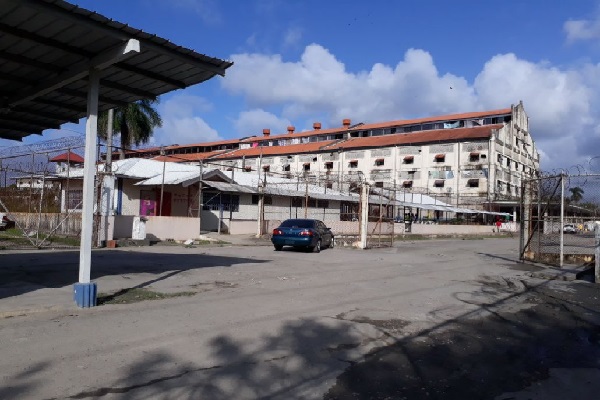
left=1, top=238, right=599, bottom=399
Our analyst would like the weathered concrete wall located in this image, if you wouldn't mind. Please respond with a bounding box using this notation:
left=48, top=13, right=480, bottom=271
left=144, top=216, right=200, bottom=240
left=399, top=222, right=518, bottom=235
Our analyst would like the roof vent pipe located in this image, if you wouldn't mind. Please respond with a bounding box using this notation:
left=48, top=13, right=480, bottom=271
left=262, top=129, right=270, bottom=137
left=343, top=119, right=351, bottom=128
left=313, top=122, right=321, bottom=130
left=287, top=126, right=295, bottom=134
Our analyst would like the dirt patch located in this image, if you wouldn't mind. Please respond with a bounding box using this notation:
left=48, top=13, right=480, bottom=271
left=97, top=288, right=196, bottom=305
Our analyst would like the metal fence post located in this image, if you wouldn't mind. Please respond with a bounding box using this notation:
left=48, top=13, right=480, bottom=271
left=560, top=173, right=565, bottom=268
left=359, top=183, right=369, bottom=249
left=596, top=227, right=600, bottom=284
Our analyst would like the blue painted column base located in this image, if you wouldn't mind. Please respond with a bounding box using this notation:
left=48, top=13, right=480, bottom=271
left=73, top=282, right=97, bottom=308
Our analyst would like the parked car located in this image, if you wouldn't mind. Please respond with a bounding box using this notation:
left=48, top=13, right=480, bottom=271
left=563, top=224, right=577, bottom=234
left=0, top=213, right=16, bottom=231
left=271, top=218, right=334, bottom=253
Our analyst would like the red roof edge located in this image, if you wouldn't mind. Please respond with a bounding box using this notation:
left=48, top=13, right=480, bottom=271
left=50, top=151, right=84, bottom=163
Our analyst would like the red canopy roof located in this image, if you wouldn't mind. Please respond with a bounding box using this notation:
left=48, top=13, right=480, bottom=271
left=50, top=151, right=84, bottom=163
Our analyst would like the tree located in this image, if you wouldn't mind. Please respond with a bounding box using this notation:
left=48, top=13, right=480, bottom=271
left=569, top=186, right=584, bottom=203
left=98, top=98, right=162, bottom=159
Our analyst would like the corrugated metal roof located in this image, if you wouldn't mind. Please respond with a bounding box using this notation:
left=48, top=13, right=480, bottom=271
left=0, top=0, right=233, bottom=141
left=203, top=181, right=256, bottom=194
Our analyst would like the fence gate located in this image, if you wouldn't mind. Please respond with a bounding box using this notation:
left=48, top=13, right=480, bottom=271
left=521, top=173, right=600, bottom=267
left=261, top=177, right=360, bottom=247
left=365, top=186, right=396, bottom=248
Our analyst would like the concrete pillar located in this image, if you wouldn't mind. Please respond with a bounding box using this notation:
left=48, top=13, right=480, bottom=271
left=75, top=68, right=100, bottom=307
left=359, top=183, right=369, bottom=249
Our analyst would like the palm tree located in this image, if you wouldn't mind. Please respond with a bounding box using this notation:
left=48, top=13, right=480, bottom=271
left=569, top=186, right=584, bottom=203
left=98, top=98, right=163, bottom=159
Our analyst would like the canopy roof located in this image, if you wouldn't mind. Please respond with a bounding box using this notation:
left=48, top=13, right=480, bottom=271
left=0, top=0, right=233, bottom=141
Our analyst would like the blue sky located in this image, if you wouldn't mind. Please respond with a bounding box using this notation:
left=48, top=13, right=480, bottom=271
left=3, top=0, right=600, bottom=171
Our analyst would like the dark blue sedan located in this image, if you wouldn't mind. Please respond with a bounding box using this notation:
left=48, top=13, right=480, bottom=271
left=271, top=219, right=334, bottom=253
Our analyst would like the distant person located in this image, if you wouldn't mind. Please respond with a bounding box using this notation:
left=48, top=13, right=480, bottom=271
left=495, top=218, right=502, bottom=233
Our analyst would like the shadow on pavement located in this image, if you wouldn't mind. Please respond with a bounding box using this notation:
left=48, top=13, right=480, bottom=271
left=0, top=250, right=267, bottom=300
left=325, top=276, right=600, bottom=399
left=2, top=318, right=362, bottom=400
left=2, top=251, right=600, bottom=399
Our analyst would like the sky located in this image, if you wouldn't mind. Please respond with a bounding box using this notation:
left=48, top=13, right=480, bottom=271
left=2, top=0, right=600, bottom=172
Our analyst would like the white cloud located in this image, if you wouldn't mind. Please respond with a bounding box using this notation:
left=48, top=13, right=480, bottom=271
left=222, top=43, right=600, bottom=171
left=224, top=45, right=477, bottom=124
left=233, top=109, right=291, bottom=137
left=564, top=16, right=600, bottom=41
left=283, top=27, right=303, bottom=48
left=170, top=0, right=221, bottom=24
left=152, top=95, right=221, bottom=146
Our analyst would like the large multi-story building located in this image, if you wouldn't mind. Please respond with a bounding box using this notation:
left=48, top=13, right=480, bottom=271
left=129, top=101, right=540, bottom=213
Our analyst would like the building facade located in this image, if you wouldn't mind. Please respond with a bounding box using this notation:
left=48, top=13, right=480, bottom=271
left=126, top=102, right=540, bottom=213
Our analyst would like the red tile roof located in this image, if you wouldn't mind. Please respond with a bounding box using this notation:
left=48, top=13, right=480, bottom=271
left=165, top=138, right=240, bottom=150
left=357, top=108, right=511, bottom=131
left=212, top=140, right=337, bottom=159
left=328, top=125, right=502, bottom=151
left=240, top=127, right=343, bottom=143
left=152, top=150, right=226, bottom=162
left=50, top=151, right=84, bottom=163
left=238, top=108, right=511, bottom=144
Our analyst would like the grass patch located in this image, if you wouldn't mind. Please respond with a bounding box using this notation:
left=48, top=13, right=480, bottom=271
left=97, top=287, right=196, bottom=305
left=196, top=239, right=230, bottom=245
left=0, top=228, right=80, bottom=247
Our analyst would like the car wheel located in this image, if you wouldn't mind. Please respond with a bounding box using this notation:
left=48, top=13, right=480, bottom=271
left=313, top=239, right=321, bottom=253
left=274, top=245, right=283, bottom=251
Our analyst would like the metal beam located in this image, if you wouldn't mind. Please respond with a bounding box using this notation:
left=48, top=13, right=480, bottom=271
left=0, top=116, right=59, bottom=131
left=0, top=51, right=63, bottom=73
left=115, top=62, right=187, bottom=89
left=0, top=71, right=38, bottom=85
left=35, top=99, right=87, bottom=113
left=0, top=21, right=92, bottom=58
left=11, top=0, right=228, bottom=76
left=57, top=87, right=130, bottom=108
left=0, top=130, right=25, bottom=141
left=1, top=39, right=140, bottom=110
left=99, top=79, right=156, bottom=99
left=10, top=106, right=79, bottom=124
left=0, top=24, right=177, bottom=97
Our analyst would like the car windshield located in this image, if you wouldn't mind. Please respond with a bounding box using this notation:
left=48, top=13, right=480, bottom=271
left=280, top=219, right=315, bottom=228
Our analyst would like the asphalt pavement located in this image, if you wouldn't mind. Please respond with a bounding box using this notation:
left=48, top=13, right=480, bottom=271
left=1, top=237, right=599, bottom=399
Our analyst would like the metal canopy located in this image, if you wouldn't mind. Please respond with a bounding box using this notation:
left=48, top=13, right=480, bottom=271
left=0, top=0, right=233, bottom=141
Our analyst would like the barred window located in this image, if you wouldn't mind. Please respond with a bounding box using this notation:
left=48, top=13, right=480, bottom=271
left=202, top=192, right=240, bottom=212
left=251, top=195, right=272, bottom=205
left=67, top=189, right=83, bottom=210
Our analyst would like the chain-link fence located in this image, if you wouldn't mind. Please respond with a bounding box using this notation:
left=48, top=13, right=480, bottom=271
left=366, top=186, right=396, bottom=248
left=259, top=174, right=361, bottom=246
left=520, top=173, right=600, bottom=267
left=0, top=139, right=89, bottom=249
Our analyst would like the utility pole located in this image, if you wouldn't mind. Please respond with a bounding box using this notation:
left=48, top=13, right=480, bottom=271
left=304, top=178, right=309, bottom=218
left=256, top=172, right=265, bottom=237
left=159, top=146, right=166, bottom=216
left=198, top=161, right=203, bottom=234
left=102, top=109, right=114, bottom=246
left=359, top=183, right=369, bottom=249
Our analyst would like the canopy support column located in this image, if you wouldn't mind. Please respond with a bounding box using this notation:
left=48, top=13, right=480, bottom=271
left=74, top=68, right=100, bottom=307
